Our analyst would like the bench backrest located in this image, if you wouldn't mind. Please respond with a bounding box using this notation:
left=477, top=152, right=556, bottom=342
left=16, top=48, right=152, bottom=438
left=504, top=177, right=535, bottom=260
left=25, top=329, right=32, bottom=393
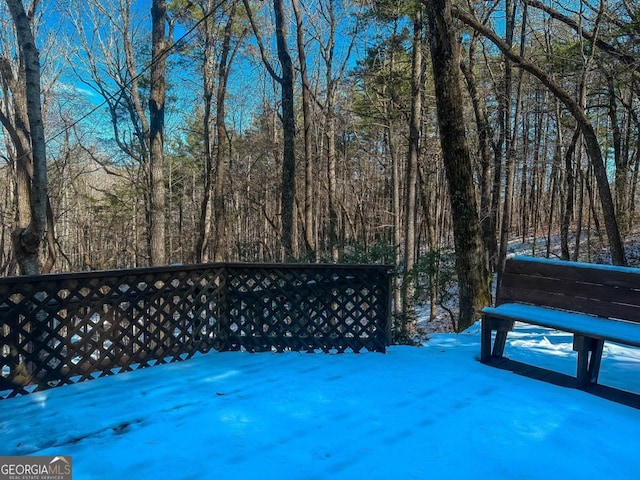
left=498, top=256, right=640, bottom=323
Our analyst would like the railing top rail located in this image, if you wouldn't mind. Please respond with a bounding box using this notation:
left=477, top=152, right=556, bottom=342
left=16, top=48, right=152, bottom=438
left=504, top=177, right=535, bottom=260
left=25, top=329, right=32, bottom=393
left=0, top=262, right=393, bottom=285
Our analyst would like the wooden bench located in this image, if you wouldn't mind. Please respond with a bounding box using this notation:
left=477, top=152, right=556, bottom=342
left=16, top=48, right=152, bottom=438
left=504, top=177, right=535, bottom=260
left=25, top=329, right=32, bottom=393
left=480, top=256, right=640, bottom=388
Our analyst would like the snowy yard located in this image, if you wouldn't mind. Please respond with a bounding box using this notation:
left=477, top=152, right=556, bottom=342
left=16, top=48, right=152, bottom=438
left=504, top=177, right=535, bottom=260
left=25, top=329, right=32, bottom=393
left=1, top=322, right=639, bottom=479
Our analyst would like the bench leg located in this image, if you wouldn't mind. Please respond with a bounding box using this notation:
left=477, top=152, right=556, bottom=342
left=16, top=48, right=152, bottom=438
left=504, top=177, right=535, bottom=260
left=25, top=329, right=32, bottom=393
left=480, top=318, right=492, bottom=363
left=574, top=335, right=605, bottom=388
left=492, top=330, right=509, bottom=358
left=481, top=316, right=514, bottom=363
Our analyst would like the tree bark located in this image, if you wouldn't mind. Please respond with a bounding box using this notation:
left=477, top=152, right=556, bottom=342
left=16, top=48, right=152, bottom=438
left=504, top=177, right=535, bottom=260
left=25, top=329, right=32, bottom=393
left=424, top=0, right=490, bottom=331
left=273, top=0, right=296, bottom=259
left=6, top=0, right=47, bottom=275
left=149, top=0, right=168, bottom=265
left=196, top=11, right=216, bottom=263
left=418, top=162, right=439, bottom=320
left=402, top=6, right=424, bottom=335
left=292, top=0, right=316, bottom=259
left=561, top=129, right=580, bottom=260
left=327, top=95, right=339, bottom=262
left=388, top=124, right=403, bottom=330
left=460, top=39, right=497, bottom=271
left=0, top=57, right=31, bottom=228
left=211, top=2, right=238, bottom=262
left=607, top=75, right=630, bottom=233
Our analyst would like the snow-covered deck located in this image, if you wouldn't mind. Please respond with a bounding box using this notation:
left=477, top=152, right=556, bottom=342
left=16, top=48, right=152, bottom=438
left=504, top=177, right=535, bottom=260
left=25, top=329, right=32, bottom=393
left=1, top=323, right=639, bottom=479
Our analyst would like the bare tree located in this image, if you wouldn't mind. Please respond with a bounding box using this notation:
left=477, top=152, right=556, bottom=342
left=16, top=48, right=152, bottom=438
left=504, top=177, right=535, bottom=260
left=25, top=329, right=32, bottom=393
left=291, top=0, right=315, bottom=259
left=401, top=1, right=424, bottom=335
left=148, top=0, right=169, bottom=265
left=5, top=0, right=47, bottom=275
left=187, top=0, right=247, bottom=263
left=243, top=0, right=296, bottom=259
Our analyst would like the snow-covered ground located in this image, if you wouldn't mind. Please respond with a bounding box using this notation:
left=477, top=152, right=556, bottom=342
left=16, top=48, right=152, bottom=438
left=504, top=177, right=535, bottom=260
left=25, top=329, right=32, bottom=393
left=1, top=322, right=639, bottom=479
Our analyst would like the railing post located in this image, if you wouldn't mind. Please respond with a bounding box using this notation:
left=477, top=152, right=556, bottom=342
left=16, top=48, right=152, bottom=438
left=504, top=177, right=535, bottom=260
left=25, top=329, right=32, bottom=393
left=214, top=265, right=230, bottom=352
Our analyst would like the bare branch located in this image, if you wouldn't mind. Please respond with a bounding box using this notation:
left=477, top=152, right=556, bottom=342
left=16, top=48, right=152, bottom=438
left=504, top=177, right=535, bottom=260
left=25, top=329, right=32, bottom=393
left=524, top=0, right=638, bottom=67
left=241, top=0, right=282, bottom=83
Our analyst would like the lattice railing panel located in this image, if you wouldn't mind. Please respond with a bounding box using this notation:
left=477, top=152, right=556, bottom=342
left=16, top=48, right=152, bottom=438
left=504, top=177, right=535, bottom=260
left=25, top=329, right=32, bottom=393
left=223, top=265, right=390, bottom=353
left=0, top=263, right=390, bottom=399
left=0, top=265, right=225, bottom=398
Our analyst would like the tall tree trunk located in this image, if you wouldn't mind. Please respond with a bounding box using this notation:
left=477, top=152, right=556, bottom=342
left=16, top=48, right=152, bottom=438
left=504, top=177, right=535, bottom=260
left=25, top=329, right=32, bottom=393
left=560, top=129, right=580, bottom=260
left=629, top=133, right=640, bottom=224
left=529, top=88, right=547, bottom=254
left=573, top=168, right=585, bottom=261
left=418, top=162, right=439, bottom=320
left=244, top=0, right=297, bottom=260
left=327, top=98, right=339, bottom=262
left=316, top=0, right=359, bottom=263
left=324, top=25, right=340, bottom=263
left=196, top=28, right=216, bottom=263
left=273, top=0, right=296, bottom=259
left=149, top=0, right=168, bottom=265
left=402, top=6, right=424, bottom=336
left=388, top=124, right=403, bottom=329
left=546, top=130, right=562, bottom=258
left=0, top=58, right=32, bottom=230
left=212, top=2, right=240, bottom=262
left=461, top=37, right=497, bottom=271
left=0, top=103, right=31, bottom=229
left=607, top=75, right=630, bottom=233
left=292, top=0, right=316, bottom=259
left=7, top=0, right=47, bottom=275
left=425, top=0, right=490, bottom=332
left=497, top=0, right=522, bottom=285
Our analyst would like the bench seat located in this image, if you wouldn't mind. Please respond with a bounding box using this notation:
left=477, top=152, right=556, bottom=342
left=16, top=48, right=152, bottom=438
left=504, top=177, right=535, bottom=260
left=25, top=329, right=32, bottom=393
left=482, top=303, right=640, bottom=348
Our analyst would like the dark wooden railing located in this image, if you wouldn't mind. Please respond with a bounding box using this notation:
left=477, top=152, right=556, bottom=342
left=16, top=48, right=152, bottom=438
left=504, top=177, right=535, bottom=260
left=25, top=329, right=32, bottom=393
left=0, top=263, right=391, bottom=399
